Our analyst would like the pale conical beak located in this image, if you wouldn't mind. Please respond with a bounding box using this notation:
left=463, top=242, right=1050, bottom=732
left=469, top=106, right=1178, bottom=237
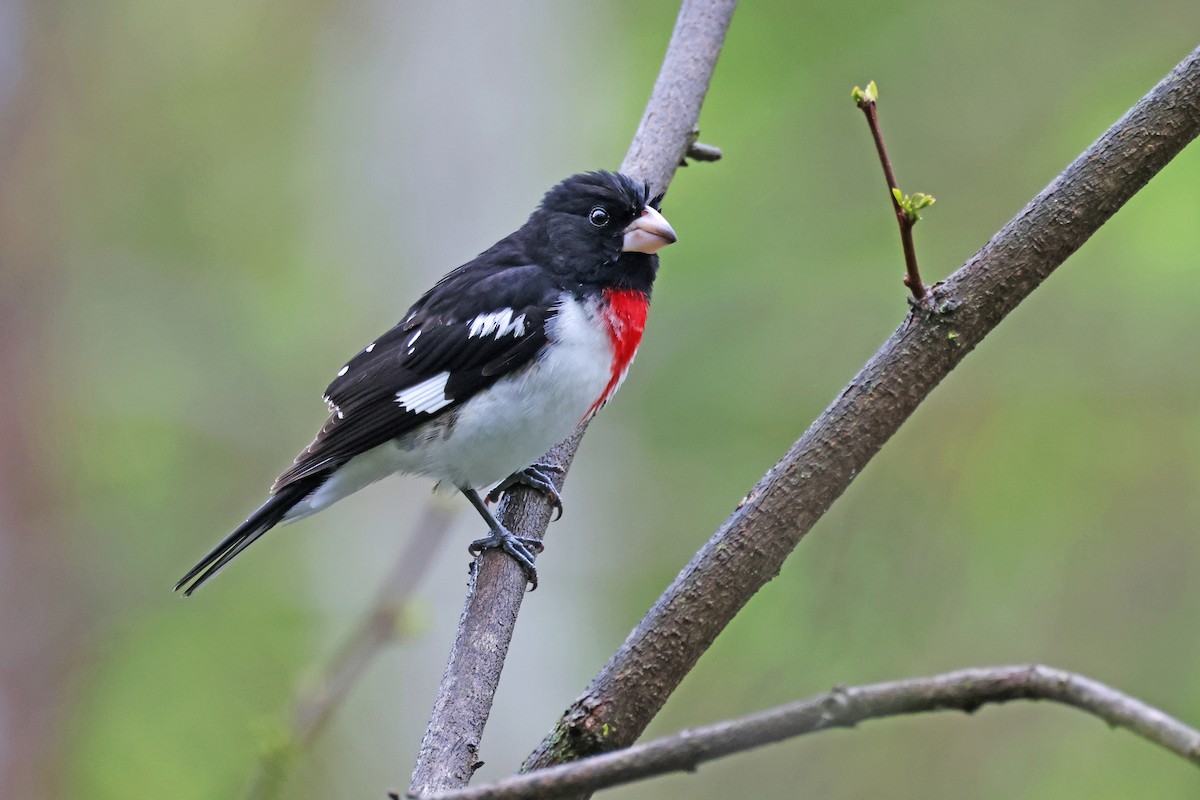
left=622, top=205, right=677, bottom=254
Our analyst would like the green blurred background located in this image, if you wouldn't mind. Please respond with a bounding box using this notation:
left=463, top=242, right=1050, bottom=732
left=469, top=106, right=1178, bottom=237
left=2, top=1, right=1199, bottom=798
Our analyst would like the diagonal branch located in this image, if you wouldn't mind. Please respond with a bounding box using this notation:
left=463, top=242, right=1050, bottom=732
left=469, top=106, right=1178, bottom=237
left=422, top=665, right=1200, bottom=800
left=523, top=44, right=1200, bottom=777
left=406, top=1, right=738, bottom=795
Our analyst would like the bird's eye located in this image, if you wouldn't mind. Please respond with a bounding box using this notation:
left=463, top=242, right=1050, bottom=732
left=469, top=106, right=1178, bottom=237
left=588, top=206, right=610, bottom=227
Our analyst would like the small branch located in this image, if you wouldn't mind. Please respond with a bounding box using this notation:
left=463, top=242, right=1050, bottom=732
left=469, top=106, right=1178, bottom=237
left=421, top=665, right=1200, bottom=800
left=525, top=45, right=1200, bottom=776
left=684, top=141, right=722, bottom=163
left=244, top=501, right=453, bottom=800
left=406, top=1, right=737, bottom=794
left=679, top=127, right=723, bottom=165
left=853, top=81, right=932, bottom=302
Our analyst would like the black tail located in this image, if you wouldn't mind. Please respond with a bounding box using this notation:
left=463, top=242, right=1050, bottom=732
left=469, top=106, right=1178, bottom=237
left=175, top=475, right=324, bottom=596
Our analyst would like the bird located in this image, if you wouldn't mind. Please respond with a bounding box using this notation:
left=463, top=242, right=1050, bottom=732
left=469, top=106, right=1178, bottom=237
left=175, top=171, right=677, bottom=595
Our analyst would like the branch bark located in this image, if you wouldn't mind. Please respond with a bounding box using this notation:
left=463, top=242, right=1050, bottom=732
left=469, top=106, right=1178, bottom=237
left=419, top=665, right=1200, bottom=800
left=522, top=44, right=1200, bottom=775
left=407, top=1, right=738, bottom=794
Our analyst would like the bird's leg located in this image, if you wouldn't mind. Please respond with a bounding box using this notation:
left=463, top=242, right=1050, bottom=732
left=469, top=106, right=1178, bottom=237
left=461, top=488, right=543, bottom=589
left=485, top=462, right=564, bottom=521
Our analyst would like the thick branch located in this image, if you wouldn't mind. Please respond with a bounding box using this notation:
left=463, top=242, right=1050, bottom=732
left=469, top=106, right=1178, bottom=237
left=406, top=1, right=737, bottom=794
left=422, top=665, right=1200, bottom=800
left=524, top=45, right=1200, bottom=774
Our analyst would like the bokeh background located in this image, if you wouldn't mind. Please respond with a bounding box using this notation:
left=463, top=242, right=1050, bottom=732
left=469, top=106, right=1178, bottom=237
left=2, top=1, right=1199, bottom=798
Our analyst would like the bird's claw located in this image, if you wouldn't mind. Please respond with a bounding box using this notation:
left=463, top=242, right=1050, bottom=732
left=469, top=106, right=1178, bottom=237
left=486, top=463, right=564, bottom=521
left=468, top=528, right=543, bottom=590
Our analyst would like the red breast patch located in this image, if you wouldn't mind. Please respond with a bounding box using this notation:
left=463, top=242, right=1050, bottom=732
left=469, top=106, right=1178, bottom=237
left=586, top=288, right=649, bottom=419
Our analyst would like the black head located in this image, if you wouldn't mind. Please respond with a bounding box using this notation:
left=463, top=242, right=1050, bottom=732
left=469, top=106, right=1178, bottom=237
left=524, top=171, right=677, bottom=293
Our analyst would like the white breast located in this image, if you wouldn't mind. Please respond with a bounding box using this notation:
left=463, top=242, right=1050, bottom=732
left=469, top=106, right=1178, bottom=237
left=409, top=293, right=613, bottom=488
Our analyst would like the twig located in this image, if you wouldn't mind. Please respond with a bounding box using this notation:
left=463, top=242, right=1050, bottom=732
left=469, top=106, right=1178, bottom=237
left=406, top=1, right=737, bottom=795
left=680, top=127, right=723, bottom=165
left=523, top=45, right=1200, bottom=777
left=419, top=665, right=1200, bottom=799
left=684, top=141, right=722, bottom=163
left=853, top=81, right=933, bottom=302
left=244, top=500, right=454, bottom=800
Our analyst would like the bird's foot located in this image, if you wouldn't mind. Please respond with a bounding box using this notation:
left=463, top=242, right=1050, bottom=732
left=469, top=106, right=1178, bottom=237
left=485, top=463, right=564, bottom=521
left=468, top=527, right=544, bottom=590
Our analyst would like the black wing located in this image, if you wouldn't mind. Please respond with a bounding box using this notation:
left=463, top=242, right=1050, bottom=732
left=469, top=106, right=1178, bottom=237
left=272, top=261, right=561, bottom=492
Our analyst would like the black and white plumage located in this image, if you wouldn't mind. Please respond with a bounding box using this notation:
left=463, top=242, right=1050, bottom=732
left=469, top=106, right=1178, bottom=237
left=176, top=171, right=677, bottom=594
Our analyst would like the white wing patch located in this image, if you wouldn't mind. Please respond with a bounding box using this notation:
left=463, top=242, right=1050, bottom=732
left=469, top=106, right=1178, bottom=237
left=395, top=371, right=452, bottom=414
left=468, top=309, right=527, bottom=340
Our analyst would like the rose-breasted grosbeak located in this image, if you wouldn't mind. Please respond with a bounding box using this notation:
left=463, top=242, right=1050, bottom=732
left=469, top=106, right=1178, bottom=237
left=176, top=171, right=676, bottom=595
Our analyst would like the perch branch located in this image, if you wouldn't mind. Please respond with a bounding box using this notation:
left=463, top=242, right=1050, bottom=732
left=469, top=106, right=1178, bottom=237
left=406, top=1, right=737, bottom=795
left=523, top=44, right=1200, bottom=777
left=419, top=665, right=1200, bottom=799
